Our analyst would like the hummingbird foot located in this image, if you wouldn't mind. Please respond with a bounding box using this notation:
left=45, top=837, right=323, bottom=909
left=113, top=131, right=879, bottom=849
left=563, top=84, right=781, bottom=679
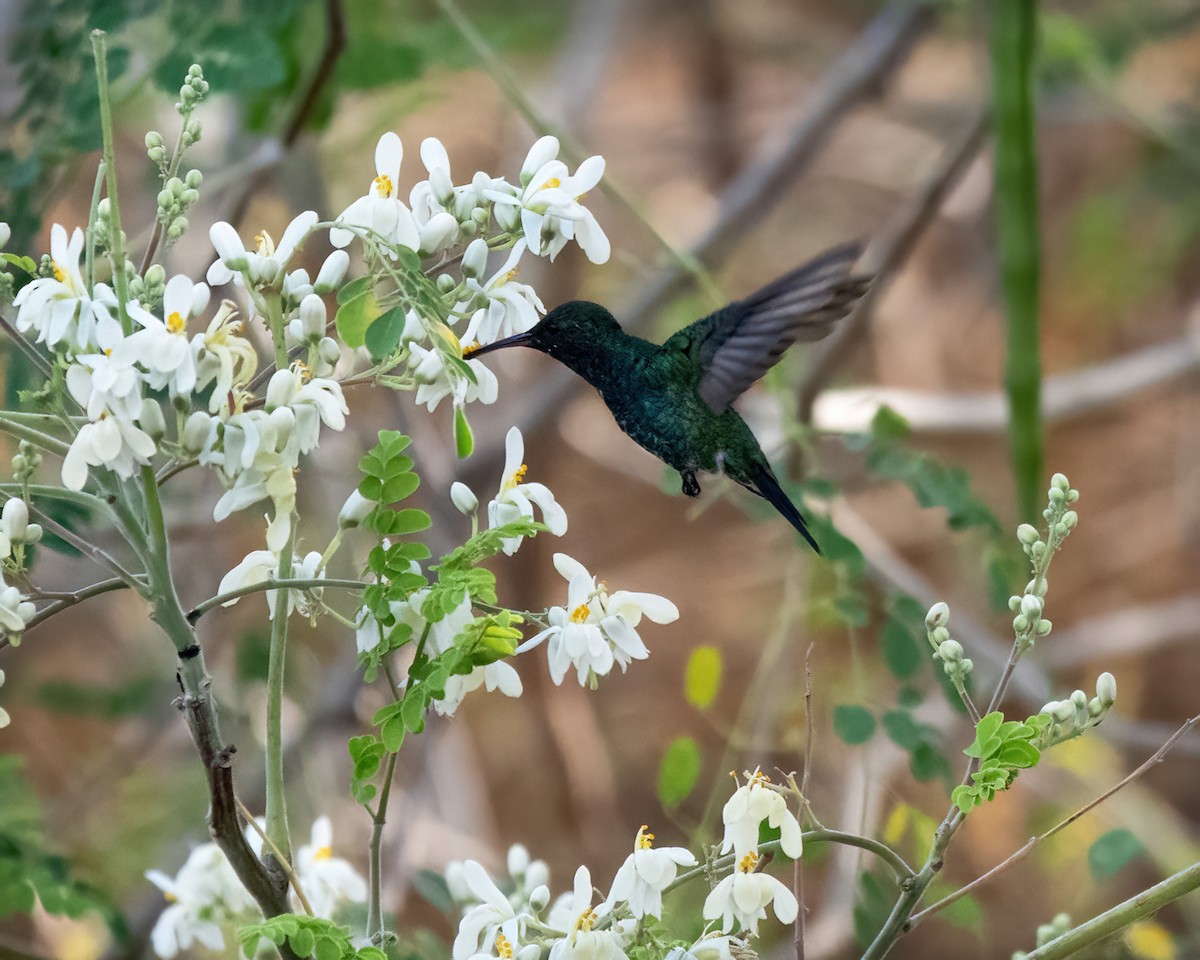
left=681, top=470, right=701, bottom=498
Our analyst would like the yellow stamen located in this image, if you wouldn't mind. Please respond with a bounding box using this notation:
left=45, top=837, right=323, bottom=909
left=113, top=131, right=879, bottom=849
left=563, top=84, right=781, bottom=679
left=462, top=340, right=482, bottom=357
left=637, top=826, right=655, bottom=850
left=502, top=463, right=527, bottom=492
left=501, top=265, right=520, bottom=284
left=255, top=230, right=276, bottom=257
left=50, top=260, right=67, bottom=283
left=166, top=311, right=186, bottom=334
left=738, top=851, right=760, bottom=873
left=315, top=845, right=332, bottom=861
left=495, top=933, right=513, bottom=959
left=538, top=176, right=562, bottom=192
left=569, top=603, right=590, bottom=624
left=750, top=769, right=772, bottom=786
left=103, top=348, right=112, bottom=357
left=374, top=173, right=395, bottom=198
left=163, top=891, right=178, bottom=903
left=574, top=907, right=598, bottom=933
left=294, top=359, right=312, bottom=382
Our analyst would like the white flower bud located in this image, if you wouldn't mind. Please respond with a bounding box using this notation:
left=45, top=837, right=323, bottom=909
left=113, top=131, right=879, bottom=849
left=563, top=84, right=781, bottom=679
left=418, top=212, right=458, bottom=256
left=1062, top=510, right=1078, bottom=529
left=1049, top=700, right=1074, bottom=722
left=338, top=490, right=374, bottom=529
left=1008, top=595, right=1023, bottom=612
left=526, top=860, right=549, bottom=891
left=507, top=843, right=530, bottom=877
left=298, top=294, right=327, bottom=340
left=528, top=884, right=550, bottom=913
left=0, top=223, right=10, bottom=251
left=925, top=601, right=950, bottom=629
left=930, top=626, right=950, bottom=645
left=182, top=411, right=212, bottom=454
left=960, top=658, right=973, bottom=675
left=444, top=861, right=470, bottom=903
left=314, top=250, right=350, bottom=294
left=451, top=482, right=478, bottom=515
left=1020, top=595, right=1043, bottom=618
left=1036, top=618, right=1052, bottom=636
left=266, top=369, right=300, bottom=412
left=1070, top=689, right=1088, bottom=709
left=1096, top=671, right=1117, bottom=706
left=139, top=398, right=166, bottom=441
left=1051, top=472, right=1070, bottom=491
left=521, top=135, right=560, bottom=184
left=937, top=639, right=963, bottom=662
left=436, top=273, right=457, bottom=293
left=2, top=499, right=29, bottom=542
left=1016, top=523, right=1040, bottom=545
left=210, top=221, right=248, bottom=271
left=401, top=309, right=426, bottom=344
left=461, top=238, right=489, bottom=279
left=1013, top=615, right=1029, bottom=633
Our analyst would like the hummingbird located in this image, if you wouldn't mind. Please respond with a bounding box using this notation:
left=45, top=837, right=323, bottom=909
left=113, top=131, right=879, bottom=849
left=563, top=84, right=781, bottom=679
left=466, top=242, right=870, bottom=552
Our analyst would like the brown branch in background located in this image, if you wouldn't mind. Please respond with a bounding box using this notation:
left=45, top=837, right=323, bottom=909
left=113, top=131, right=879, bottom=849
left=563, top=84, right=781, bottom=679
left=461, top=0, right=936, bottom=485
left=797, top=108, right=990, bottom=421
left=795, top=644, right=816, bottom=960
left=226, top=0, right=347, bottom=229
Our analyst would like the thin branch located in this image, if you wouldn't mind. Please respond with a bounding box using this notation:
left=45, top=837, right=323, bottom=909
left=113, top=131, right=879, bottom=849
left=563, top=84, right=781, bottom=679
left=236, top=798, right=315, bottom=917
left=798, top=107, right=990, bottom=420
left=910, top=715, right=1200, bottom=927
left=795, top=644, right=816, bottom=960
left=185, top=577, right=365, bottom=623
left=23, top=500, right=145, bottom=592
left=0, top=312, right=54, bottom=381
left=459, top=0, right=935, bottom=486
left=19, top=576, right=131, bottom=631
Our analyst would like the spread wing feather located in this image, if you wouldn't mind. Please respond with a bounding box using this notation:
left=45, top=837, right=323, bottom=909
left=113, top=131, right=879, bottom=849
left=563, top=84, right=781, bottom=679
left=665, top=242, right=870, bottom=413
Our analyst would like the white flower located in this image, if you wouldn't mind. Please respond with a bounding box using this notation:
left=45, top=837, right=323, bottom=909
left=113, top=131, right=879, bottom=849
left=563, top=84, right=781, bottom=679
left=459, top=241, right=545, bottom=346
left=264, top=366, right=348, bottom=456
left=13, top=224, right=121, bottom=351
left=487, top=137, right=610, bottom=264
left=0, top=222, right=9, bottom=250
left=451, top=481, right=479, bottom=516
left=408, top=341, right=498, bottom=412
left=606, top=825, right=696, bottom=919
left=293, top=816, right=367, bottom=918
left=287, top=293, right=328, bottom=344
left=207, top=211, right=318, bottom=289
left=547, top=866, right=625, bottom=960
left=145, top=842, right=257, bottom=959
left=192, top=301, right=260, bottom=413
left=338, top=490, right=374, bottom=529
left=217, top=549, right=324, bottom=618
left=453, top=861, right=517, bottom=960
left=487, top=427, right=567, bottom=555
left=720, top=769, right=803, bottom=861
left=0, top=669, right=9, bottom=728
left=702, top=850, right=798, bottom=936
left=0, top=582, right=34, bottom=636
left=66, top=349, right=145, bottom=422
left=434, top=660, right=522, bottom=717
left=330, top=133, right=420, bottom=252
left=313, top=250, right=350, bottom=294
left=62, top=413, right=157, bottom=490
left=125, top=275, right=209, bottom=396
left=354, top=584, right=475, bottom=657
left=518, top=553, right=678, bottom=687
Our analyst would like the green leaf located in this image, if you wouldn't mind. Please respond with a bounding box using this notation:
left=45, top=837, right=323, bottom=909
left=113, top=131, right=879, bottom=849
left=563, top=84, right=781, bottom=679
left=658, top=736, right=701, bottom=808
left=996, top=739, right=1040, bottom=768
left=379, top=471, right=420, bottom=504
left=336, top=276, right=372, bottom=305
left=684, top=646, right=722, bottom=709
left=882, top=710, right=924, bottom=751
left=833, top=705, right=876, bottom=746
left=910, top=742, right=951, bottom=783
left=291, top=926, right=315, bottom=957
left=1088, top=829, right=1144, bottom=882
left=363, top=305, right=407, bottom=362
left=337, top=38, right=423, bottom=88
left=1, top=253, right=37, bottom=275
left=335, top=285, right=381, bottom=348
left=386, top=508, right=431, bottom=536
left=881, top=616, right=922, bottom=680
left=454, top=405, right=474, bottom=459
left=314, top=939, right=342, bottom=960
left=411, top=868, right=456, bottom=915
left=380, top=716, right=405, bottom=753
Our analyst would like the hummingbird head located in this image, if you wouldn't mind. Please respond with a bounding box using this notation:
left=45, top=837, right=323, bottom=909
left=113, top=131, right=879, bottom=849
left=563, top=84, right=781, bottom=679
left=464, top=300, right=621, bottom=368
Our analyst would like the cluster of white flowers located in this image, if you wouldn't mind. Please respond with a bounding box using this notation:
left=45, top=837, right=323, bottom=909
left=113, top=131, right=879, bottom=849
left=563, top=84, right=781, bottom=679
left=445, top=787, right=801, bottom=960
left=0, top=498, right=41, bottom=651
left=145, top=816, right=365, bottom=959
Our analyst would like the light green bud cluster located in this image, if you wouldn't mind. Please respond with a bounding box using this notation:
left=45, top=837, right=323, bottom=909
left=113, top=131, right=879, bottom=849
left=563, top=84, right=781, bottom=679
left=12, top=441, right=41, bottom=485
left=0, top=270, right=12, bottom=305
left=1009, top=473, right=1080, bottom=652
left=177, top=64, right=209, bottom=118
left=924, top=601, right=974, bottom=687
left=95, top=198, right=129, bottom=257
left=156, top=169, right=202, bottom=248
left=1036, top=673, right=1116, bottom=748
left=129, top=262, right=166, bottom=311
left=1013, top=912, right=1072, bottom=958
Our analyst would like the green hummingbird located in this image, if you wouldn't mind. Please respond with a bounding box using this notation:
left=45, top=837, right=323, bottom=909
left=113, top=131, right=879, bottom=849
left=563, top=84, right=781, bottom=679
left=466, top=242, right=870, bottom=552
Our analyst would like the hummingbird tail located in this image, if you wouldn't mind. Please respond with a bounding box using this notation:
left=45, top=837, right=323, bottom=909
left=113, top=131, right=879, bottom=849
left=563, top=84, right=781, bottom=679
left=742, top=463, right=821, bottom=554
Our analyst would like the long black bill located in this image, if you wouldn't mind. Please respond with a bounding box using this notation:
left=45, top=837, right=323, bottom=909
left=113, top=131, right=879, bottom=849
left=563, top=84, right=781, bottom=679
left=463, top=331, right=535, bottom=358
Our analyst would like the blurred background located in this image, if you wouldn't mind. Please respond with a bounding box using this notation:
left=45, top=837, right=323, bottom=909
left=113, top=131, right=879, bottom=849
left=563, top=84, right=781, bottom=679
left=2, top=0, right=1200, bottom=957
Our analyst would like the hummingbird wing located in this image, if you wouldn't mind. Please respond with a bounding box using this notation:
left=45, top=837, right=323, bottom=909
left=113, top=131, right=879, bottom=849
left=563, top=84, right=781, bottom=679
left=666, top=242, right=869, bottom=413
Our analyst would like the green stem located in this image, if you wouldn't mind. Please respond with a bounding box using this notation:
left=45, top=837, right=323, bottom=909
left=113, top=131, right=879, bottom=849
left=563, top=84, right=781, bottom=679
left=264, top=540, right=294, bottom=865
left=85, top=162, right=105, bottom=292
left=1024, top=861, right=1200, bottom=959
left=990, top=0, right=1043, bottom=522
left=0, top=419, right=69, bottom=456
left=366, top=751, right=399, bottom=940
left=90, top=31, right=132, bottom=337
left=186, top=576, right=365, bottom=623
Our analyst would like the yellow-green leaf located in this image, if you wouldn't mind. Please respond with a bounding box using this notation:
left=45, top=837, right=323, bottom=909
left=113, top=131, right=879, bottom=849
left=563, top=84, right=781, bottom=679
left=684, top=646, right=722, bottom=709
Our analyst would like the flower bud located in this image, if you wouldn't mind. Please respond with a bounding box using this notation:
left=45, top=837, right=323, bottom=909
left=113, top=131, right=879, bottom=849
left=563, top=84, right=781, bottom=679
left=418, top=211, right=458, bottom=257
left=444, top=862, right=470, bottom=903
left=338, top=491, right=373, bottom=529
left=925, top=601, right=950, bottom=629
left=210, top=222, right=248, bottom=271
left=1020, top=595, right=1043, bottom=618
left=181, top=411, right=212, bottom=455
left=520, top=135, right=560, bottom=185
left=461, top=238, right=489, bottom=279
left=1051, top=472, right=1070, bottom=491
left=1016, top=523, right=1040, bottom=545
left=298, top=294, right=327, bottom=341
left=1062, top=510, right=1078, bottom=529
left=1096, top=671, right=1117, bottom=707
left=2, top=498, right=28, bottom=541
left=1036, top=618, right=1052, bottom=636
left=139, top=399, right=166, bottom=441
left=937, top=639, right=963, bottom=662
left=1049, top=700, right=1074, bottom=722
left=1070, top=689, right=1088, bottom=709
left=317, top=336, right=341, bottom=367
left=185, top=168, right=203, bottom=189
left=507, top=843, right=530, bottom=877
left=436, top=272, right=457, bottom=293
left=145, top=130, right=164, bottom=150
left=313, top=250, right=350, bottom=294
left=451, top=482, right=478, bottom=515
left=265, top=369, right=300, bottom=411
left=526, top=860, right=549, bottom=891
left=528, top=884, right=551, bottom=913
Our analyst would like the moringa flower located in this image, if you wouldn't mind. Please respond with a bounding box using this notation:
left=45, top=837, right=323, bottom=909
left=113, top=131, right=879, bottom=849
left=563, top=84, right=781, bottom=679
left=702, top=850, right=798, bottom=936
left=459, top=241, right=546, bottom=347
left=293, top=816, right=367, bottom=918
left=330, top=132, right=420, bottom=253
left=720, top=768, right=803, bottom=861
left=606, top=825, right=697, bottom=919
left=487, top=426, right=566, bottom=555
